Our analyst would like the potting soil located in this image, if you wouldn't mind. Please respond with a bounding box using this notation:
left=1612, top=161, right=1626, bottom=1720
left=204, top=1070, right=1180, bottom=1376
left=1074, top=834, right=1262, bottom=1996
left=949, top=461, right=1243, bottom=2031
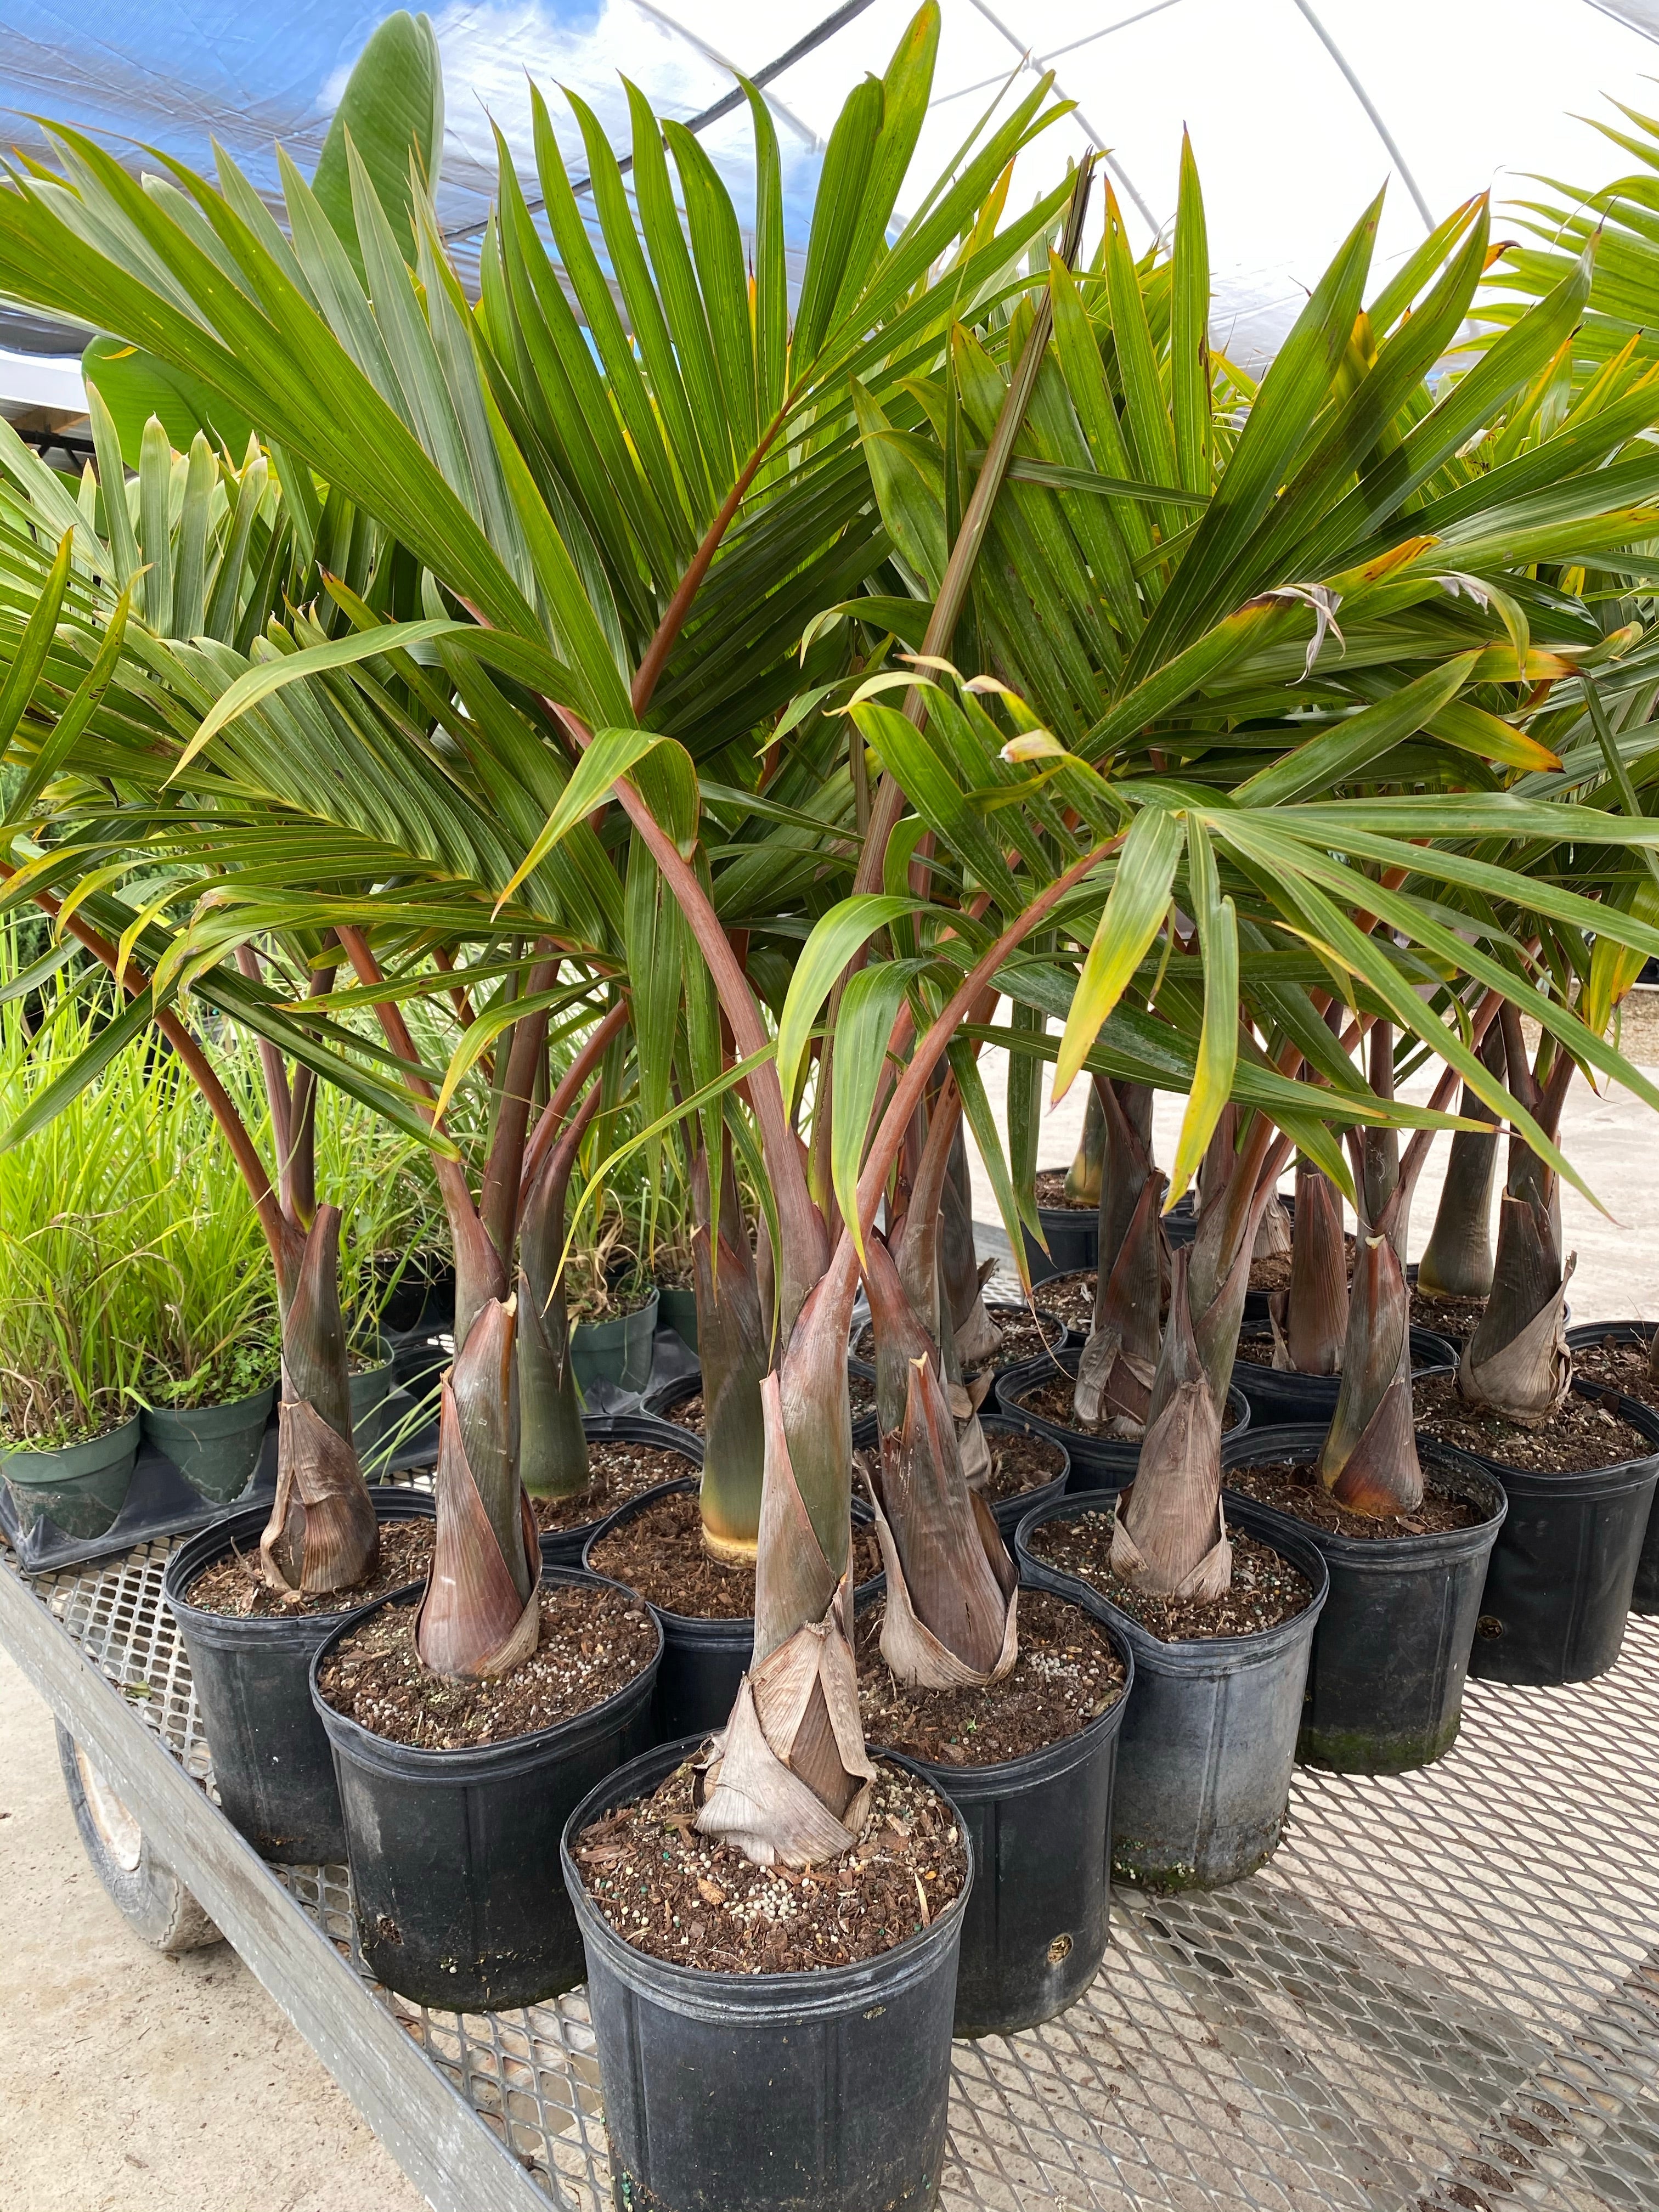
left=661, top=1388, right=705, bottom=1432
left=571, top=1758, right=967, bottom=1972
left=1011, top=1374, right=1245, bottom=1438
left=856, top=1587, right=1124, bottom=1763
left=1026, top=1507, right=1312, bottom=1640
left=1033, top=1171, right=1095, bottom=1210
left=977, top=1429, right=1066, bottom=1506
left=529, top=1438, right=694, bottom=1533
left=1036, top=1271, right=1096, bottom=1333
left=1410, top=1290, right=1486, bottom=1346
left=853, top=1309, right=1065, bottom=1373
left=184, top=1519, right=435, bottom=1617
left=587, top=1489, right=881, bottom=1617
left=1572, top=1339, right=1659, bottom=1416
left=1415, top=1372, right=1651, bottom=1470
left=315, top=1583, right=656, bottom=1747
left=1226, top=1459, right=1482, bottom=1538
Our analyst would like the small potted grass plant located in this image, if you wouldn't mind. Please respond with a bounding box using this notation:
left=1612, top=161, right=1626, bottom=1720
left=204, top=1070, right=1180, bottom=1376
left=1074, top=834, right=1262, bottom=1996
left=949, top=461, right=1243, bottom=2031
left=129, top=1045, right=283, bottom=1502
left=0, top=942, right=151, bottom=1537
left=0, top=1139, right=149, bottom=1539
left=566, top=1203, right=660, bottom=1398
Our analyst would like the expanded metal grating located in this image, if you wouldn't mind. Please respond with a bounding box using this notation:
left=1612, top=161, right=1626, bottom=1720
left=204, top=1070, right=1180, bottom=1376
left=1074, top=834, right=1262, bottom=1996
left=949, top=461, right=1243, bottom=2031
left=16, top=1526, right=1659, bottom=2212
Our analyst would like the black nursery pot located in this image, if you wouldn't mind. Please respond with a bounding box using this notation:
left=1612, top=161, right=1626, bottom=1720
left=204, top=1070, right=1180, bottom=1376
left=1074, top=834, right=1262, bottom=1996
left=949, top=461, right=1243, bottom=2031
left=846, top=1301, right=1065, bottom=1383
left=1229, top=1326, right=1459, bottom=1429
left=310, top=1564, right=661, bottom=2010
left=535, top=1413, right=702, bottom=1567
left=979, top=1414, right=1070, bottom=1538
left=163, top=1488, right=436, bottom=1865
left=583, top=1475, right=881, bottom=1742
left=1220, top=1427, right=1505, bottom=1773
left=1457, top=1381, right=1659, bottom=1686
left=378, top=1254, right=456, bottom=1336
left=874, top=1573, right=1132, bottom=2038
left=1022, top=1201, right=1098, bottom=1284
left=1016, top=1491, right=1326, bottom=1890
left=995, top=1346, right=1250, bottom=1491
left=1566, top=1321, right=1659, bottom=1614
left=561, top=1736, right=969, bottom=2212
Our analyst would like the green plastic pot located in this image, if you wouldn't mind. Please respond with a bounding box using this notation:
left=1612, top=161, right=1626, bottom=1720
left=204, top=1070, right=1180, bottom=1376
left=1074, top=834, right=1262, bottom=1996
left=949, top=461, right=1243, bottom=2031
left=571, top=1290, right=659, bottom=1398
left=142, top=1386, right=276, bottom=1504
left=655, top=1283, right=698, bottom=1354
left=349, top=1338, right=397, bottom=1469
left=3, top=1415, right=141, bottom=1538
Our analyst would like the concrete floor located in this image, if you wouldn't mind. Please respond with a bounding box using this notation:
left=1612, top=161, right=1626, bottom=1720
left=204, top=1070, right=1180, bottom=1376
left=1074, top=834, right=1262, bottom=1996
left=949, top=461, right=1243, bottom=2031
left=4, top=1014, right=1659, bottom=2212
left=0, top=1645, right=426, bottom=2212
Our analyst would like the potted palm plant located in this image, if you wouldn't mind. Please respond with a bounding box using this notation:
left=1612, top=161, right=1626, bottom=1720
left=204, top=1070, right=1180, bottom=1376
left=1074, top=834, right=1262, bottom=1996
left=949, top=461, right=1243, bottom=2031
left=13, top=14, right=1659, bottom=2193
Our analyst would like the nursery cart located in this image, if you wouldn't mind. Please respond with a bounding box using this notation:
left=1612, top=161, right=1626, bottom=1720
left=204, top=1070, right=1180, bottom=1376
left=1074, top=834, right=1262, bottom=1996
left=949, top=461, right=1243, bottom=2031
left=5, top=1513, right=1659, bottom=2212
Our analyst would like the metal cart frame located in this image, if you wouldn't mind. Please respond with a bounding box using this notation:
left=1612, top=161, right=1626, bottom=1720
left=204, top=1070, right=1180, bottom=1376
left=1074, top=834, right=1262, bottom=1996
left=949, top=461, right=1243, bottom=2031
left=5, top=1524, right=1659, bottom=2212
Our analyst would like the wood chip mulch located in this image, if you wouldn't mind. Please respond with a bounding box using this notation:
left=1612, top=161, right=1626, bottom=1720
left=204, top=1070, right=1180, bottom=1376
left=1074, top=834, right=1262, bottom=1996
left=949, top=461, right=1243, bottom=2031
left=1024, top=1506, right=1313, bottom=1642
left=315, top=1583, right=657, bottom=1748
left=183, top=1519, right=435, bottom=1618
left=978, top=1427, right=1066, bottom=1505
left=659, top=1389, right=704, bottom=1433
left=1414, top=1372, right=1652, bottom=1472
left=1226, top=1458, right=1483, bottom=1539
left=528, top=1438, right=697, bottom=1533
left=587, top=1488, right=881, bottom=1618
left=572, top=1759, right=967, bottom=1974
left=856, top=1587, right=1124, bottom=1765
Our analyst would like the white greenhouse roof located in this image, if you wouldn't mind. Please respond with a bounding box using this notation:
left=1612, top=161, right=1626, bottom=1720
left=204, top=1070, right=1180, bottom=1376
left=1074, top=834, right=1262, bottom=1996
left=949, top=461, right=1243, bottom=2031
left=4, top=0, right=1659, bottom=401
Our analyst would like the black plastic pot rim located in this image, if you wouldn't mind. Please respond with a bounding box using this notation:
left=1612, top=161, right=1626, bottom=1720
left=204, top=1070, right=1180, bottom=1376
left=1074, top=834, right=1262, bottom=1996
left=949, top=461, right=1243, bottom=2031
left=142, top=1384, right=275, bottom=1423
left=846, top=1306, right=1066, bottom=1384
left=528, top=1416, right=703, bottom=1525
left=1218, top=1425, right=1507, bottom=1568
left=308, top=1564, right=664, bottom=1788
left=1565, top=1318, right=1655, bottom=1350
left=1232, top=1327, right=1458, bottom=1383
left=998, top=1350, right=1250, bottom=1442
left=163, top=1487, right=436, bottom=1650
left=1014, top=1491, right=1329, bottom=1673
left=1418, top=1383, right=1659, bottom=1500
left=583, top=1473, right=882, bottom=1635
left=865, top=1575, right=1133, bottom=1801
left=979, top=1413, right=1070, bottom=1477
left=560, top=1734, right=973, bottom=2023
left=575, top=1408, right=705, bottom=1460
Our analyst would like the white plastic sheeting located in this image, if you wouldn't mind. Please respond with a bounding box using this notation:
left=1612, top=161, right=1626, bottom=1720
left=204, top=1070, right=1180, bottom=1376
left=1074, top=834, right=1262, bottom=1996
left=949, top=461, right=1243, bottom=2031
left=4, top=0, right=1659, bottom=383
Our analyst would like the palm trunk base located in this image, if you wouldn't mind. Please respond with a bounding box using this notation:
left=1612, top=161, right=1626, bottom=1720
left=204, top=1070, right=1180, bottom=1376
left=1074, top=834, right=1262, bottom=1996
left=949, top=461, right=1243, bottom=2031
left=695, top=1605, right=874, bottom=1867
left=518, top=1304, right=590, bottom=1503
left=262, top=1382, right=380, bottom=1595
left=700, top=1364, right=871, bottom=1867
left=416, top=1377, right=541, bottom=1677
left=262, top=1205, right=377, bottom=1596
left=1458, top=1196, right=1574, bottom=1424
left=1112, top=1377, right=1228, bottom=1597
left=701, top=1522, right=759, bottom=1566
left=1269, top=1163, right=1348, bottom=1376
